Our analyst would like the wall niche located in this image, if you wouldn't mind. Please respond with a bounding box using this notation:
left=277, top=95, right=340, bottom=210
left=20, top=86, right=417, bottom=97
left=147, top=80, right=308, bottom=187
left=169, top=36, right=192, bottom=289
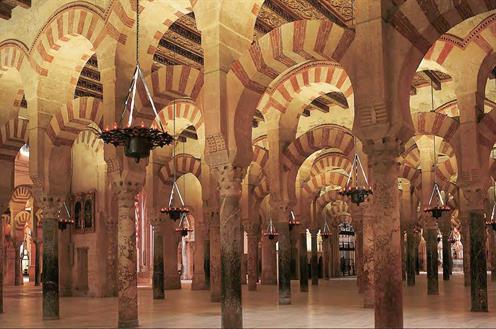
left=71, top=190, right=96, bottom=233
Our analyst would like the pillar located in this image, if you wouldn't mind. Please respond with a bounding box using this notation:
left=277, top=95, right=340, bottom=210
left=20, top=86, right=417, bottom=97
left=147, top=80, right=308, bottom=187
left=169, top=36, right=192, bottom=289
left=439, top=219, right=451, bottom=281
left=462, top=188, right=488, bottom=312
left=310, top=229, right=318, bottom=286
left=192, top=220, right=207, bottom=290
left=366, top=142, right=403, bottom=328
left=322, top=235, right=330, bottom=280
left=405, top=229, right=416, bottom=286
left=13, top=239, right=22, bottom=286
left=40, top=195, right=63, bottom=320
left=424, top=225, right=439, bottom=295
left=0, top=214, right=4, bottom=313
left=245, top=223, right=260, bottom=291
left=115, top=182, right=141, bottom=328
left=299, top=229, right=308, bottom=292
left=489, top=228, right=496, bottom=282
left=275, top=221, right=291, bottom=305
left=460, top=216, right=471, bottom=286
left=330, top=223, right=340, bottom=278
left=209, top=209, right=221, bottom=301
left=164, top=221, right=181, bottom=290
left=400, top=231, right=406, bottom=281
left=261, top=234, right=277, bottom=285
left=152, top=224, right=165, bottom=299
left=217, top=165, right=244, bottom=328
left=362, top=203, right=374, bottom=308
left=104, top=219, right=118, bottom=297
left=351, top=205, right=364, bottom=292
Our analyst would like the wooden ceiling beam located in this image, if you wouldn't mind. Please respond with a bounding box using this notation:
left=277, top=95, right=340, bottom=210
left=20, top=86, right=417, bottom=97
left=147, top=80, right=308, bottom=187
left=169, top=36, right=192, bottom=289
left=326, top=92, right=348, bottom=109
left=310, top=98, right=329, bottom=113
left=0, top=2, right=12, bottom=19
left=423, top=70, right=442, bottom=90
left=10, top=0, right=30, bottom=9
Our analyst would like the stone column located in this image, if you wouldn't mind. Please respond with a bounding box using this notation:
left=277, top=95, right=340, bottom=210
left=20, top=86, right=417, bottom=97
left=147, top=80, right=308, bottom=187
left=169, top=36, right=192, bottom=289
left=216, top=165, right=244, bottom=328
left=400, top=231, right=406, bottom=281
left=32, top=213, right=42, bottom=287
left=164, top=221, right=181, bottom=290
left=366, top=142, right=403, bottom=328
left=330, top=224, right=340, bottom=278
left=209, top=209, right=221, bottom=301
left=310, top=229, right=318, bottom=286
left=204, top=238, right=210, bottom=289
left=192, top=219, right=207, bottom=290
left=424, top=224, right=439, bottom=295
left=362, top=203, right=374, bottom=308
left=405, top=228, right=416, bottom=286
left=13, top=239, right=22, bottom=286
left=299, top=229, right=308, bottom=292
left=152, top=223, right=165, bottom=299
left=322, top=235, right=330, bottom=280
left=489, top=228, right=496, bottom=282
left=104, top=219, right=118, bottom=297
left=114, top=180, right=142, bottom=328
left=351, top=205, right=364, bottom=292
left=461, top=188, right=488, bottom=312
left=261, top=234, right=277, bottom=285
left=460, top=216, right=471, bottom=286
left=439, top=218, right=451, bottom=281
left=39, top=195, right=63, bottom=320
left=245, top=223, right=260, bottom=291
left=275, top=221, right=291, bottom=305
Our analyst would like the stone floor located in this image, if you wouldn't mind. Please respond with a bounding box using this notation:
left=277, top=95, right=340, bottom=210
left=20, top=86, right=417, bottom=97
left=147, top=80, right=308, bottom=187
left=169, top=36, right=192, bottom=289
left=1, top=274, right=496, bottom=328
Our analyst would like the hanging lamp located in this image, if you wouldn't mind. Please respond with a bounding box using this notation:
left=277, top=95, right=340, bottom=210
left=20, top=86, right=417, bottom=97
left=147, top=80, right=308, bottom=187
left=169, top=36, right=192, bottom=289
left=321, top=219, right=331, bottom=239
left=58, top=202, right=74, bottom=231
left=175, top=212, right=193, bottom=237
left=161, top=101, right=190, bottom=221
left=485, top=181, right=496, bottom=231
left=288, top=210, right=300, bottom=230
left=339, top=141, right=372, bottom=205
left=424, top=80, right=451, bottom=219
left=263, top=218, right=278, bottom=240
left=93, top=0, right=173, bottom=162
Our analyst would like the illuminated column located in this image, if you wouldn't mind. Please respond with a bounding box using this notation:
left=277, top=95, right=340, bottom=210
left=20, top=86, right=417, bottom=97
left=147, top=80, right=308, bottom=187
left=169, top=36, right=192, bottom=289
left=310, top=229, right=318, bottom=286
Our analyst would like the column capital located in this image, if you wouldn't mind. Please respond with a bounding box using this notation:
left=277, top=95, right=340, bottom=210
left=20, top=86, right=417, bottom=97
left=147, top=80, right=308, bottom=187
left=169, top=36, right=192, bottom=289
left=213, top=164, right=245, bottom=198
left=460, top=185, right=486, bottom=211
left=37, top=194, right=65, bottom=219
left=363, top=138, right=404, bottom=169
left=243, top=221, right=260, bottom=237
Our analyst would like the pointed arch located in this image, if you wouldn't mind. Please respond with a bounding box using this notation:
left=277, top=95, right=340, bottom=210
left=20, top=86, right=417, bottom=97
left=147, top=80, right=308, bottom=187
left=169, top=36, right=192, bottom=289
left=0, top=118, right=29, bottom=160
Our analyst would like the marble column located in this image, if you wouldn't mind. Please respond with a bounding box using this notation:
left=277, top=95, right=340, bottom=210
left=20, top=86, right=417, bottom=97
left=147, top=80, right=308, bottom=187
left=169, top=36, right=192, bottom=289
left=217, top=165, right=244, bottom=328
left=40, top=195, right=63, bottom=320
left=299, top=230, right=308, bottom=292
left=322, top=235, right=330, bottom=280
left=460, top=216, right=471, bottom=286
left=330, top=225, right=340, bottom=278
left=467, top=203, right=488, bottom=312
left=310, top=229, right=318, bottom=286
left=204, top=238, right=210, bottom=289
left=424, top=226, right=439, bottom=295
left=290, top=230, right=299, bottom=280
left=13, top=239, right=22, bottom=286
left=209, top=210, right=221, bottom=302
left=104, top=220, right=118, bottom=297
left=362, top=203, right=374, bottom=308
left=439, top=219, right=451, bottom=281
left=33, top=220, right=41, bottom=287
left=245, top=223, right=260, bottom=291
left=276, top=221, right=291, bottom=305
left=115, top=183, right=140, bottom=328
left=261, top=235, right=277, bottom=285
left=351, top=205, right=364, bottom=292
left=164, top=221, right=181, bottom=290
left=489, top=229, right=496, bottom=282
left=192, top=220, right=207, bottom=290
left=414, top=234, right=420, bottom=275
left=400, top=231, right=406, bottom=281
left=152, top=224, right=165, bottom=299
left=366, top=143, right=403, bottom=328
left=405, top=229, right=416, bottom=286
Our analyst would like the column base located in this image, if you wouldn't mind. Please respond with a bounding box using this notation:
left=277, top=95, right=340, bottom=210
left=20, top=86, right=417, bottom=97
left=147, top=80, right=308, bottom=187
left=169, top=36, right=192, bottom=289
left=118, top=319, right=139, bottom=328
left=153, top=291, right=165, bottom=299
left=43, top=315, right=59, bottom=320
left=211, top=294, right=221, bottom=303
left=279, top=297, right=291, bottom=305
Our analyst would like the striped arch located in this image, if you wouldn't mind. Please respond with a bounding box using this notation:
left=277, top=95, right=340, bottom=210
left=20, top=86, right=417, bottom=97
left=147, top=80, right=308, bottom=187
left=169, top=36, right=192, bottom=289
left=310, top=152, right=352, bottom=178
left=46, top=97, right=103, bottom=146
left=257, top=61, right=353, bottom=115
left=0, top=118, right=29, bottom=160
left=283, top=124, right=354, bottom=170
left=29, top=3, right=108, bottom=77
left=316, top=189, right=346, bottom=213
left=159, top=154, right=201, bottom=184
left=73, top=130, right=104, bottom=154
left=253, top=135, right=268, bottom=149
left=253, top=176, right=270, bottom=201
left=0, top=41, right=29, bottom=75
left=302, top=171, right=348, bottom=199
left=11, top=185, right=32, bottom=204
left=252, top=145, right=269, bottom=170
left=13, top=210, right=31, bottom=231
left=412, top=112, right=459, bottom=143
left=402, top=139, right=421, bottom=169
left=137, top=65, right=203, bottom=110
left=156, top=99, right=203, bottom=131
left=399, top=164, right=421, bottom=190
left=323, top=200, right=351, bottom=223
left=478, top=109, right=496, bottom=148
left=230, top=20, right=354, bottom=93
left=436, top=157, right=458, bottom=184
left=435, top=100, right=460, bottom=118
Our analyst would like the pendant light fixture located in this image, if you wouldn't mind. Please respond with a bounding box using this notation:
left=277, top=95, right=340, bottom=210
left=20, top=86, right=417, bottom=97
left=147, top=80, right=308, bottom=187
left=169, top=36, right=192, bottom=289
left=424, top=80, right=450, bottom=219
left=58, top=201, right=74, bottom=231
left=175, top=213, right=193, bottom=237
left=93, top=0, right=173, bottom=162
left=288, top=210, right=300, bottom=230
left=161, top=102, right=190, bottom=221
left=263, top=218, right=278, bottom=240
left=485, top=181, right=496, bottom=231
left=339, top=139, right=372, bottom=205
left=321, top=219, right=331, bottom=239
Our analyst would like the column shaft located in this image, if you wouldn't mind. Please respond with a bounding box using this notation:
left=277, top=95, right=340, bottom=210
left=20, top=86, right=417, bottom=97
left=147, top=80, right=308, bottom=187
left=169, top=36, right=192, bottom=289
left=14, top=240, right=22, bottom=286
left=0, top=215, right=3, bottom=313
left=469, top=212, right=488, bottom=311
left=311, top=232, right=318, bottom=286
left=425, top=228, right=439, bottom=295
left=442, top=235, right=450, bottom=281
left=210, top=218, right=221, bottom=301
left=406, top=230, right=416, bottom=286
left=299, top=232, right=308, bottom=292
left=277, top=223, right=291, bottom=305
left=42, top=217, right=59, bottom=320
left=152, top=227, right=165, bottom=299
left=247, top=233, right=258, bottom=291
